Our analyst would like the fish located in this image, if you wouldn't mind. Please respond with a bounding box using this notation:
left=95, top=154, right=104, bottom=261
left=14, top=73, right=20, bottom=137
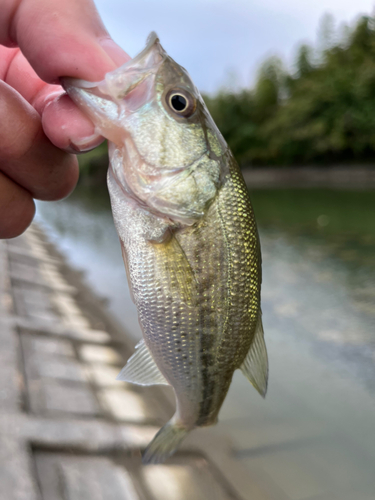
left=62, top=32, right=268, bottom=465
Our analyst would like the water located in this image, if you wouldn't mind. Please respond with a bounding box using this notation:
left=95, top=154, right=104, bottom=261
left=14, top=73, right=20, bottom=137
left=36, top=186, right=375, bottom=497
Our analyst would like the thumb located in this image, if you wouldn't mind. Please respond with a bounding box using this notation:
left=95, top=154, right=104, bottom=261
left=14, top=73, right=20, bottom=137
left=1, top=0, right=130, bottom=83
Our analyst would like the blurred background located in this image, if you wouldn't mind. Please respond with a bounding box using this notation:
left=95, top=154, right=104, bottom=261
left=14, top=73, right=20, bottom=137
left=33, top=1, right=375, bottom=499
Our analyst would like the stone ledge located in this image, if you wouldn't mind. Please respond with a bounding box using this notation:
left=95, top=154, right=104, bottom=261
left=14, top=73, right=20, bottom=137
left=9, top=270, right=77, bottom=294
left=13, top=316, right=111, bottom=344
left=6, top=243, right=60, bottom=265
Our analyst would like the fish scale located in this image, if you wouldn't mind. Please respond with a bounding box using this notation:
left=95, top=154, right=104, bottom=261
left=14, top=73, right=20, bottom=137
left=63, top=32, right=268, bottom=464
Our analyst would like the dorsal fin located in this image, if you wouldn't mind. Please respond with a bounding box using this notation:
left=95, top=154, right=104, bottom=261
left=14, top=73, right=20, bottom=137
left=240, top=313, right=268, bottom=397
left=117, top=340, right=169, bottom=386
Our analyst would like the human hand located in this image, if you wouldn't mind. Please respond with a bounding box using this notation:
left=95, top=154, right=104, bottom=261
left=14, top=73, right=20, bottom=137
left=0, top=0, right=129, bottom=238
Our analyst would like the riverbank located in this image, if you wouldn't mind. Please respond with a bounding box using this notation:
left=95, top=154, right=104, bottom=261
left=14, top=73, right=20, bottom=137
left=242, top=166, right=375, bottom=189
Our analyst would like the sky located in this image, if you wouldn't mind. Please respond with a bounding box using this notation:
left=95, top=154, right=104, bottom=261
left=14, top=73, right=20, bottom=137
left=94, top=0, right=375, bottom=93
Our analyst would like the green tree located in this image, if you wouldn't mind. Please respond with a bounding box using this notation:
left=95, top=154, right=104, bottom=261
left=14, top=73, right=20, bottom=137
left=205, top=14, right=375, bottom=166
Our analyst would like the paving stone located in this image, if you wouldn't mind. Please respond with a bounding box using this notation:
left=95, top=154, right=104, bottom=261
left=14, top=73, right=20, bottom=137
left=21, top=335, right=82, bottom=384
left=16, top=317, right=111, bottom=343
left=52, top=291, right=91, bottom=329
left=62, top=326, right=111, bottom=343
left=7, top=244, right=59, bottom=265
left=33, top=356, right=87, bottom=382
left=35, top=453, right=139, bottom=500
left=28, top=379, right=100, bottom=416
left=62, top=458, right=139, bottom=500
left=0, top=246, right=23, bottom=412
left=21, top=335, right=75, bottom=358
left=10, top=265, right=76, bottom=294
left=11, top=414, right=128, bottom=451
left=87, top=363, right=129, bottom=387
left=79, top=345, right=123, bottom=365
left=24, top=232, right=54, bottom=260
left=12, top=285, right=60, bottom=322
left=98, top=388, right=153, bottom=422
left=9, top=261, right=42, bottom=282
left=39, top=262, right=78, bottom=293
left=44, top=382, right=100, bottom=416
left=0, top=242, right=9, bottom=302
left=97, top=384, right=172, bottom=424
left=6, top=236, right=29, bottom=252
left=0, top=438, right=38, bottom=500
left=141, top=459, right=231, bottom=500
left=0, top=319, right=22, bottom=412
left=119, top=425, right=158, bottom=449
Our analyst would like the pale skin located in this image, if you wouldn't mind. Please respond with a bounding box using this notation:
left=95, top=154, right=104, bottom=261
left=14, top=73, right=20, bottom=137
left=0, top=0, right=130, bottom=238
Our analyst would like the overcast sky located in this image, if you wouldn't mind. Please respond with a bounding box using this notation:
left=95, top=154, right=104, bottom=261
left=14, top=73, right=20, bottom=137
left=94, top=0, right=375, bottom=93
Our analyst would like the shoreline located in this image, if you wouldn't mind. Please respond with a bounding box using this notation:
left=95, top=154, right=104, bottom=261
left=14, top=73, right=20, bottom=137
left=77, top=160, right=375, bottom=190
left=242, top=165, right=375, bottom=189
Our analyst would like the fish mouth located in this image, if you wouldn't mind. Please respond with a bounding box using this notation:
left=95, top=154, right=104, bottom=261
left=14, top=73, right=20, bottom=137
left=61, top=32, right=166, bottom=143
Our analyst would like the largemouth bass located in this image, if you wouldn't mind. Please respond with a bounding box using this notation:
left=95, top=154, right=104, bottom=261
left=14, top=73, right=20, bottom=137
left=63, top=33, right=268, bottom=464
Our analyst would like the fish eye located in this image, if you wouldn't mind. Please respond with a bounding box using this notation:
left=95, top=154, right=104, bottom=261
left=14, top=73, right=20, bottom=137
left=170, top=94, right=188, bottom=112
left=166, top=89, right=196, bottom=117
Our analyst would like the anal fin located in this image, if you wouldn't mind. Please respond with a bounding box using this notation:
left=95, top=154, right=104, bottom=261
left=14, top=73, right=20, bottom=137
left=117, top=340, right=169, bottom=386
left=240, top=313, right=268, bottom=397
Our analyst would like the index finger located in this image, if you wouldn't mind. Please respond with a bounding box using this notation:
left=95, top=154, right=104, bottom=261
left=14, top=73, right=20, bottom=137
left=0, top=0, right=130, bottom=150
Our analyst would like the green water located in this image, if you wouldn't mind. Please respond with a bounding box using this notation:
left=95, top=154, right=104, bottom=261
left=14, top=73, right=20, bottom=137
left=251, top=188, right=375, bottom=237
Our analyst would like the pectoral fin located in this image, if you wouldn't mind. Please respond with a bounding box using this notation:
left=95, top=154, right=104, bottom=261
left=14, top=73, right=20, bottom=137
left=240, top=313, right=268, bottom=397
left=117, top=340, right=169, bottom=386
left=154, top=235, right=197, bottom=306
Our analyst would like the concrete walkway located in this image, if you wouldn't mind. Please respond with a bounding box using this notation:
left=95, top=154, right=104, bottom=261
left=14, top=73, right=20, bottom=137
left=0, top=224, right=278, bottom=500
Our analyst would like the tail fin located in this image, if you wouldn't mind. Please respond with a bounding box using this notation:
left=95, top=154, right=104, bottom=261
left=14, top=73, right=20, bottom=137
left=142, top=419, right=189, bottom=465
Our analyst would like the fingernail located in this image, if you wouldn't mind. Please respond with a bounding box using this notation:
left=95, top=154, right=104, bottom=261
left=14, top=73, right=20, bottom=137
left=67, top=134, right=104, bottom=154
left=99, top=38, right=131, bottom=67
left=34, top=89, right=64, bottom=115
